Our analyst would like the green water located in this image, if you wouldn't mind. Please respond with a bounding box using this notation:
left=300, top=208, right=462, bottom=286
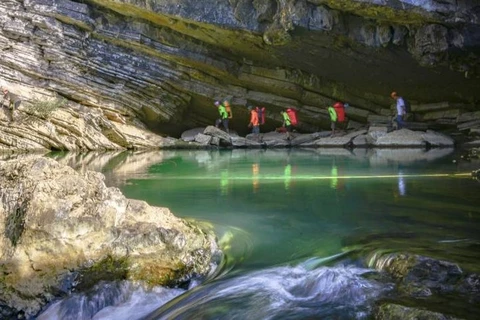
left=82, top=148, right=479, bottom=273
left=42, top=148, right=480, bottom=319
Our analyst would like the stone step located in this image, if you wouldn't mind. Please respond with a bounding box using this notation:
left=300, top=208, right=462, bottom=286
left=417, top=109, right=460, bottom=121
left=411, top=102, right=451, bottom=113
left=457, top=111, right=480, bottom=123
left=458, top=119, right=480, bottom=131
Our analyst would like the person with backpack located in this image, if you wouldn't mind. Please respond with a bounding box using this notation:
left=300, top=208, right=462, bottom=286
left=390, top=91, right=406, bottom=129
left=247, top=105, right=260, bottom=134
left=280, top=110, right=292, bottom=139
left=328, top=105, right=338, bottom=136
left=330, top=101, right=347, bottom=136
left=286, top=107, right=298, bottom=131
left=223, top=99, right=233, bottom=119
left=214, top=100, right=229, bottom=133
left=255, top=106, right=265, bottom=126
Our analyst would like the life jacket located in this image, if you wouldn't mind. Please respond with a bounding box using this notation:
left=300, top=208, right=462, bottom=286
left=224, top=101, right=233, bottom=118
left=328, top=106, right=337, bottom=122
left=255, top=106, right=265, bottom=125
left=250, top=109, right=259, bottom=126
left=282, top=111, right=291, bottom=126
left=401, top=98, right=411, bottom=113
left=333, top=102, right=345, bottom=122
left=286, top=108, right=298, bottom=126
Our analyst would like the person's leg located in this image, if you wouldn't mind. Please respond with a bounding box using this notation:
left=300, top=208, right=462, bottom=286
left=223, top=119, right=229, bottom=133
left=253, top=125, right=259, bottom=134
left=215, top=118, right=221, bottom=127
left=396, top=115, right=405, bottom=129
left=331, top=121, right=336, bottom=136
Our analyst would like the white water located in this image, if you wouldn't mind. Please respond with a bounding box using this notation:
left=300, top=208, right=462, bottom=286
left=37, top=281, right=185, bottom=320
left=37, top=257, right=393, bottom=320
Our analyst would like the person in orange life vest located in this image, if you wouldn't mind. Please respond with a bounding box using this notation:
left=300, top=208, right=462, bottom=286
left=247, top=105, right=260, bottom=134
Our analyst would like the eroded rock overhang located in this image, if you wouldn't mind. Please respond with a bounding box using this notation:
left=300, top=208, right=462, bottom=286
left=0, top=0, right=479, bottom=136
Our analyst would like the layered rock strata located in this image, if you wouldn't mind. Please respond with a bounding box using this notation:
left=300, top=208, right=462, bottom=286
left=0, top=0, right=479, bottom=143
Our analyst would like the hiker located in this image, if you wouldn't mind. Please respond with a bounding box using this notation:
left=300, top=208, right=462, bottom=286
left=1, top=88, right=21, bottom=122
left=247, top=105, right=260, bottom=134
left=391, top=91, right=406, bottom=129
left=328, top=105, right=337, bottom=136
left=223, top=99, right=233, bottom=119
left=286, top=107, right=298, bottom=131
left=255, top=106, right=265, bottom=126
left=280, top=110, right=292, bottom=139
left=329, top=101, right=346, bottom=136
left=214, top=100, right=229, bottom=133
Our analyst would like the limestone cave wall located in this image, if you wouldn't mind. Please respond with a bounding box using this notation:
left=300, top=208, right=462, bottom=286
left=0, top=0, right=479, bottom=137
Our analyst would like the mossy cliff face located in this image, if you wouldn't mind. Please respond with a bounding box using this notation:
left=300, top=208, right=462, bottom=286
left=0, top=0, right=478, bottom=137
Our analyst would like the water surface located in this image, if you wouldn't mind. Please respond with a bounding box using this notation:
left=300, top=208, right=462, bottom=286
left=39, top=148, right=480, bottom=319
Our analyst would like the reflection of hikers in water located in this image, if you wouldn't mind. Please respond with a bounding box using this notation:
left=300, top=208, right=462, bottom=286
left=252, top=162, right=260, bottom=193
left=2, top=88, right=22, bottom=122
left=214, top=100, right=229, bottom=133
left=284, top=163, right=292, bottom=191
left=330, top=158, right=345, bottom=191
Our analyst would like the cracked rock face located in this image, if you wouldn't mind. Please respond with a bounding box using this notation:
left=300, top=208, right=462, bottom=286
left=0, top=0, right=479, bottom=139
left=0, top=157, right=219, bottom=317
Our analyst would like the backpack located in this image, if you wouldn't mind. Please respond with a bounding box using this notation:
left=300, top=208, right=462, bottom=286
left=286, top=108, right=298, bottom=126
left=403, top=98, right=411, bottom=113
left=224, top=101, right=233, bottom=118
left=255, top=106, right=265, bottom=125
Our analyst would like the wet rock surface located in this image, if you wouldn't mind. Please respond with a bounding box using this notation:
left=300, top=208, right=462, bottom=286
left=371, top=253, right=480, bottom=320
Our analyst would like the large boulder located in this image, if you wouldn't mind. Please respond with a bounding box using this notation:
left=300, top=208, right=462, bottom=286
left=0, top=157, right=219, bottom=317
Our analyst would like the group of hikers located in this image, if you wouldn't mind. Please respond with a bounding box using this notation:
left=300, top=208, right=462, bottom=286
left=213, top=99, right=347, bottom=137
left=1, top=86, right=408, bottom=132
left=213, top=91, right=409, bottom=137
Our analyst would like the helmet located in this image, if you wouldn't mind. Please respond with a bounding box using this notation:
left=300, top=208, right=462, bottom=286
left=214, top=101, right=220, bottom=106
left=223, top=100, right=230, bottom=107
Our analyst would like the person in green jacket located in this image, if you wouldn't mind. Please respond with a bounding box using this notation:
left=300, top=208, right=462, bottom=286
left=214, top=100, right=229, bottom=133
left=328, top=105, right=338, bottom=136
left=280, top=110, right=292, bottom=139
left=2, top=88, right=22, bottom=122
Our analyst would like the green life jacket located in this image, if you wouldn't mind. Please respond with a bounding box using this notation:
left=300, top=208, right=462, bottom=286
left=218, top=105, right=228, bottom=119
left=282, top=112, right=291, bottom=126
left=328, top=106, right=337, bottom=122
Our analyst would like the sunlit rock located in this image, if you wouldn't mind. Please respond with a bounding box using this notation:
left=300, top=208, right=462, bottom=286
left=0, top=157, right=219, bottom=317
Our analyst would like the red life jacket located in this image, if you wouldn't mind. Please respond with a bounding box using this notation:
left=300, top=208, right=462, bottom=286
left=333, top=102, right=345, bottom=122
left=286, top=108, right=298, bottom=126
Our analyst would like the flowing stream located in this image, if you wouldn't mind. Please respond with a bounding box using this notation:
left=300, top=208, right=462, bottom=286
left=38, top=148, right=480, bottom=319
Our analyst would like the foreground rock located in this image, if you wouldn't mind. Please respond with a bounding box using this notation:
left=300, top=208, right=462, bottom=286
left=0, top=157, right=219, bottom=318
left=370, top=253, right=480, bottom=320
